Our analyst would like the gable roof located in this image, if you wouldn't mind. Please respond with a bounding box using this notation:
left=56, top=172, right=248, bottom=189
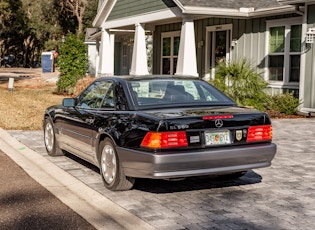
left=94, top=0, right=301, bottom=29
left=84, top=28, right=98, bottom=44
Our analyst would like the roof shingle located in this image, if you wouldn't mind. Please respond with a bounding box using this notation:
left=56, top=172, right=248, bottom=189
left=176, top=0, right=282, bottom=9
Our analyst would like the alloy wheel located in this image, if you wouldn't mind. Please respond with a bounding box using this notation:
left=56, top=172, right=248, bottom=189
left=101, top=144, right=117, bottom=184
left=44, top=122, right=54, bottom=152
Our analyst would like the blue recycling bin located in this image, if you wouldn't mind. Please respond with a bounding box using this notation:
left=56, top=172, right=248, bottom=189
left=42, top=52, right=54, bottom=73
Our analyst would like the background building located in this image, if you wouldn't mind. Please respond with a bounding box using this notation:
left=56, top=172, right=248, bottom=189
left=92, top=0, right=315, bottom=114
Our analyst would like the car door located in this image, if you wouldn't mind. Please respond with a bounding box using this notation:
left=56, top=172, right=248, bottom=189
left=58, top=80, right=113, bottom=163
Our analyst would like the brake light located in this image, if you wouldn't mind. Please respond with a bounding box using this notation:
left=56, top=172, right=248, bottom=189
left=247, top=125, right=272, bottom=142
left=141, top=131, right=188, bottom=149
left=203, top=115, right=233, bottom=120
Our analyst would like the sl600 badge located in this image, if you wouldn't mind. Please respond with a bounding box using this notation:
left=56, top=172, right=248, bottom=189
left=170, top=124, right=189, bottom=130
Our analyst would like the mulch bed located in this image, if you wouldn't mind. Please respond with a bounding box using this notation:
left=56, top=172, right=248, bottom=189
left=267, top=110, right=308, bottom=119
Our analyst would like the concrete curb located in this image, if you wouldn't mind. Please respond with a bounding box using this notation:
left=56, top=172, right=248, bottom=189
left=0, top=128, right=155, bottom=230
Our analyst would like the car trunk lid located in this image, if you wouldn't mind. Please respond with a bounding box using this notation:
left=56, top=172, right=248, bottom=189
left=139, top=106, right=272, bottom=149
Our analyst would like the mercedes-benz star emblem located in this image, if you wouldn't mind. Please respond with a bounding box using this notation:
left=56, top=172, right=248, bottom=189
left=214, top=119, right=223, bottom=128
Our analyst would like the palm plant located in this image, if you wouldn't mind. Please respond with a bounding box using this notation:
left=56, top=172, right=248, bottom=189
left=210, top=58, right=268, bottom=110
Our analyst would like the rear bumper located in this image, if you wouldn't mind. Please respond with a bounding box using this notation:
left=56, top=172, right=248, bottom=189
left=117, top=143, right=277, bottom=179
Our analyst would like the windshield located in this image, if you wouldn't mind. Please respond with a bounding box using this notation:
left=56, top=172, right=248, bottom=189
left=127, top=78, right=235, bottom=108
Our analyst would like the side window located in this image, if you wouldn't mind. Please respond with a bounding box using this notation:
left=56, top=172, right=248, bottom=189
left=77, top=81, right=113, bottom=109
left=266, top=18, right=302, bottom=97
left=100, top=85, right=115, bottom=109
left=161, top=31, right=180, bottom=75
left=268, top=26, right=285, bottom=81
left=115, top=83, right=129, bottom=110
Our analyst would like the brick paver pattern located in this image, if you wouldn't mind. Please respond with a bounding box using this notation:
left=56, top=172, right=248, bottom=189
left=10, top=118, right=315, bottom=230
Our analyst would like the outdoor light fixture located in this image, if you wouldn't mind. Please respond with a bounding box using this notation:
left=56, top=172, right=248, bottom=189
left=231, top=39, right=238, bottom=47
left=306, top=28, right=315, bottom=44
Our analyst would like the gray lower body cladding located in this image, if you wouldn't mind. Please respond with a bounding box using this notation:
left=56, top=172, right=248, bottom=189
left=117, top=143, right=277, bottom=179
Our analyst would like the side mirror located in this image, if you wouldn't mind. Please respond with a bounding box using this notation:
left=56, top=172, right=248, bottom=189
left=62, top=98, right=76, bottom=107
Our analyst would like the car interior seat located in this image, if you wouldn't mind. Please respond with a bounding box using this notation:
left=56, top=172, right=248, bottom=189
left=164, top=84, right=194, bottom=102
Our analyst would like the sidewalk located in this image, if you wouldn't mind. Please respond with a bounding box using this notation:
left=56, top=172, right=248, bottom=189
left=0, top=128, right=155, bottom=230
left=0, top=67, right=58, bottom=89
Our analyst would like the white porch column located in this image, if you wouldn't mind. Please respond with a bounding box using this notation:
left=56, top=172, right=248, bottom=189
left=95, top=39, right=100, bottom=77
left=98, top=29, right=114, bottom=76
left=95, top=54, right=100, bottom=77
left=175, top=17, right=198, bottom=77
left=130, top=23, right=149, bottom=75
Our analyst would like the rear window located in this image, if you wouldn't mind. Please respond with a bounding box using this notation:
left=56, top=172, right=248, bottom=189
left=127, top=79, right=235, bottom=108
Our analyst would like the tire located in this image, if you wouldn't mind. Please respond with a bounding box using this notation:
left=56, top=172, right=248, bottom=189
left=99, top=138, right=135, bottom=191
left=43, top=117, right=64, bottom=156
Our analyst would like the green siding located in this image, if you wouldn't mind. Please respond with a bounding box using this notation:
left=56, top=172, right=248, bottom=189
left=154, top=17, right=268, bottom=76
left=196, top=19, right=204, bottom=75
left=307, top=4, right=315, bottom=23
left=108, top=0, right=176, bottom=21
left=154, top=15, right=302, bottom=77
left=237, top=18, right=267, bottom=68
left=114, top=42, right=121, bottom=75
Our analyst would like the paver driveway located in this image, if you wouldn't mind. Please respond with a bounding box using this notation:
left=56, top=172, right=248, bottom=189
left=9, top=118, right=315, bottom=230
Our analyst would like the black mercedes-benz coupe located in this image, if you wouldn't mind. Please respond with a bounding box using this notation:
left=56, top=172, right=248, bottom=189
left=43, top=75, right=276, bottom=191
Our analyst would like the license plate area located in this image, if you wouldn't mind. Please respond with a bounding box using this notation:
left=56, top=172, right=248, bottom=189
left=205, top=130, right=231, bottom=146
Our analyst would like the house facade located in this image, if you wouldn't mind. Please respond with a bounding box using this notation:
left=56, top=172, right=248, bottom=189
left=92, top=0, right=315, bottom=114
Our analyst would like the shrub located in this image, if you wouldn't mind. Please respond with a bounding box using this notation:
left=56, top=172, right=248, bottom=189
left=210, top=58, right=268, bottom=111
left=56, top=33, right=88, bottom=94
left=267, top=92, right=301, bottom=115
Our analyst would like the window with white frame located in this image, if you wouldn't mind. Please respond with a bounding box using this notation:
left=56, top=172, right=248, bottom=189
left=161, top=31, right=180, bottom=75
left=266, top=18, right=302, bottom=86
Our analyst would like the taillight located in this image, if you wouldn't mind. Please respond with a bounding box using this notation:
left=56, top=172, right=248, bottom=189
left=247, top=125, right=272, bottom=142
left=141, top=131, right=188, bottom=149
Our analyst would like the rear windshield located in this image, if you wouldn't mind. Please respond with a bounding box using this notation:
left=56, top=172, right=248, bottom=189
left=127, top=79, right=235, bottom=108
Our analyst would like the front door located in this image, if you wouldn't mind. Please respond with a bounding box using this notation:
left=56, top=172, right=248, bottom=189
left=205, top=24, right=232, bottom=80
